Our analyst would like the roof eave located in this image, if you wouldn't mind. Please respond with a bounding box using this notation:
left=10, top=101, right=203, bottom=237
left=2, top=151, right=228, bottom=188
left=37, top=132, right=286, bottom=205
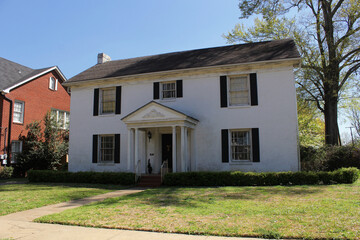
left=2, top=66, right=67, bottom=93
left=63, top=57, right=301, bottom=87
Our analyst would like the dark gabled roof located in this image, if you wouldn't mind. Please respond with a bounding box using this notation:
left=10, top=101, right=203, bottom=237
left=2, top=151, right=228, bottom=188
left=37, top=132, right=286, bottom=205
left=69, top=39, right=300, bottom=83
left=0, top=57, right=34, bottom=90
left=0, top=57, right=56, bottom=91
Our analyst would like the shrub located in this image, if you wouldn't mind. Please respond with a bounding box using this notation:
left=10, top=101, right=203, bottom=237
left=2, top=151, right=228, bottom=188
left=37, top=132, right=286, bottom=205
left=301, top=145, right=360, bottom=171
left=163, top=168, right=359, bottom=187
left=0, top=166, right=14, bottom=179
left=27, top=170, right=135, bottom=185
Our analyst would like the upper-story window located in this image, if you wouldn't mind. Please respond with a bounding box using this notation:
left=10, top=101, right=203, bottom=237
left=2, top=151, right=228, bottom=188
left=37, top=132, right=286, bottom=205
left=161, top=82, right=176, bottom=99
left=51, top=109, right=70, bottom=129
left=13, top=100, right=24, bottom=124
left=49, top=77, right=58, bottom=91
left=100, top=87, right=116, bottom=114
left=153, top=80, right=182, bottom=100
left=229, top=75, right=250, bottom=106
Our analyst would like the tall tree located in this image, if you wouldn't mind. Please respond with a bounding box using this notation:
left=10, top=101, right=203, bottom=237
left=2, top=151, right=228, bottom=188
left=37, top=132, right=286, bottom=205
left=224, top=0, right=360, bottom=145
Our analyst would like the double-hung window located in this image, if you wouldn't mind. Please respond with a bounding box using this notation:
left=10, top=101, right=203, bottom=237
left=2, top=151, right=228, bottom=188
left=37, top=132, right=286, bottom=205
left=100, top=88, right=116, bottom=114
left=161, top=82, right=176, bottom=99
left=11, top=141, right=22, bottom=163
left=51, top=109, right=70, bottom=129
left=99, top=135, right=115, bottom=163
left=230, top=130, right=251, bottom=161
left=229, top=75, right=250, bottom=106
left=13, top=100, right=24, bottom=123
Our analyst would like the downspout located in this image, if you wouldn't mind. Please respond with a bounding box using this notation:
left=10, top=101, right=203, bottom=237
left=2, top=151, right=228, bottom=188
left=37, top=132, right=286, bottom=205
left=2, top=93, right=12, bottom=166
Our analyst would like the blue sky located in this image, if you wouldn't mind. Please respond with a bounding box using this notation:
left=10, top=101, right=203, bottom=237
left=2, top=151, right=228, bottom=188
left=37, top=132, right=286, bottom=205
left=0, top=0, right=243, bottom=78
left=0, top=0, right=353, bottom=140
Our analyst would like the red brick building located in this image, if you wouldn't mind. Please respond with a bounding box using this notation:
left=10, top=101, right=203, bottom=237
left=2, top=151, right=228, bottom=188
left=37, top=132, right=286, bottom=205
left=0, top=57, right=70, bottom=165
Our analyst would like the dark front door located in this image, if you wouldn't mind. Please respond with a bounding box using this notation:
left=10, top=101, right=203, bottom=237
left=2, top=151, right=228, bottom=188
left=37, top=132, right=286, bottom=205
left=162, top=134, right=172, bottom=170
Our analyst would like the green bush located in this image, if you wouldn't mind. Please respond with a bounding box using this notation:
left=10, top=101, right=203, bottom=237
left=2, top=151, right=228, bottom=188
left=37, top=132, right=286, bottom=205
left=301, top=145, right=360, bottom=171
left=0, top=166, right=14, bottom=179
left=163, top=168, right=359, bottom=186
left=27, top=170, right=135, bottom=185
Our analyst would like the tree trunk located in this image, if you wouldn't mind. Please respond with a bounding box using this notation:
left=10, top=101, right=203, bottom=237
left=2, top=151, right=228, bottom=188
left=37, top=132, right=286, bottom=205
left=324, top=96, right=339, bottom=145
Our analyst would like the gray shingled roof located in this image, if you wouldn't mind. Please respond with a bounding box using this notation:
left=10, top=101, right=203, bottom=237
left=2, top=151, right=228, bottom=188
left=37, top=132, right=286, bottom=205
left=0, top=57, right=54, bottom=90
left=69, top=39, right=300, bottom=83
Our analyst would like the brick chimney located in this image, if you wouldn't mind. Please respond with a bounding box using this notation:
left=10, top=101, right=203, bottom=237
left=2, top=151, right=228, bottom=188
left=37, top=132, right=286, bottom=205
left=97, top=53, right=111, bottom=64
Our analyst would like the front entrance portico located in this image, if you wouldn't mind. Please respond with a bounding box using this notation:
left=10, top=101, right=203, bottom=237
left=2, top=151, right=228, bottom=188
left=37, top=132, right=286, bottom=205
left=122, top=101, right=198, bottom=174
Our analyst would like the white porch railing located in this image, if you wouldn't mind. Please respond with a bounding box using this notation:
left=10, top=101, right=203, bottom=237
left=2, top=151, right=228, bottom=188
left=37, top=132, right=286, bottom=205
left=135, top=159, right=141, bottom=183
left=160, top=160, right=169, bottom=183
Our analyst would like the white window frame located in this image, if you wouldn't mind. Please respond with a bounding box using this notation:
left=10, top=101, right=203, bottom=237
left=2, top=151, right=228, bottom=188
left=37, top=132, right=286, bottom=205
left=161, top=81, right=176, bottom=100
left=229, top=129, right=252, bottom=162
left=49, top=77, right=58, bottom=91
left=98, top=135, right=115, bottom=163
left=228, top=75, right=250, bottom=106
left=13, top=100, right=25, bottom=124
left=99, top=87, right=116, bottom=115
left=11, top=140, right=22, bottom=163
left=51, top=109, right=70, bottom=129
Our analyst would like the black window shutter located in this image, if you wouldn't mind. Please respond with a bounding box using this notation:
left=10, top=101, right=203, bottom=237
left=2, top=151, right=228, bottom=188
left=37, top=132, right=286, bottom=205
left=92, top=135, right=98, bottom=163
left=153, top=82, right=160, bottom=99
left=221, top=129, right=229, bottom=162
left=250, top=73, right=258, bottom=106
left=252, top=128, right=260, bottom=162
left=115, top=86, right=121, bottom=114
left=176, top=80, right=183, bottom=98
left=220, top=76, right=227, bottom=108
left=93, top=88, right=99, bottom=116
left=114, top=134, right=120, bottom=163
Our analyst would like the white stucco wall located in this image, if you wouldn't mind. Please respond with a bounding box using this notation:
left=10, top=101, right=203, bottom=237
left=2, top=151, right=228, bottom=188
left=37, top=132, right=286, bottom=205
left=68, top=64, right=299, bottom=173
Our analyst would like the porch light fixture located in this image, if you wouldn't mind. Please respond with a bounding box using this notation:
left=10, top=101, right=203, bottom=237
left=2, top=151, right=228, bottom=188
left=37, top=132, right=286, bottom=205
left=147, top=131, right=152, bottom=142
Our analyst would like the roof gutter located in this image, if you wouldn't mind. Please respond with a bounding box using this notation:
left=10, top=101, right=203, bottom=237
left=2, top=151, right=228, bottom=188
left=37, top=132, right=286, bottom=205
left=63, top=57, right=301, bottom=87
left=1, top=92, right=12, bottom=166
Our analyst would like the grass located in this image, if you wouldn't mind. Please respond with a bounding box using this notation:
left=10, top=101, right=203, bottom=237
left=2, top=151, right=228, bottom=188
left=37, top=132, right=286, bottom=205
left=0, top=183, right=126, bottom=216
left=37, top=181, right=360, bottom=240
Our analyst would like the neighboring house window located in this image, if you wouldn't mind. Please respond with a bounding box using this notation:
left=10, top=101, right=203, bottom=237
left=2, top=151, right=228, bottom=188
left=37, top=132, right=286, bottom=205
left=161, top=82, right=176, bottom=99
left=11, top=141, right=22, bottom=163
left=230, top=129, right=251, bottom=161
left=49, top=77, right=58, bottom=91
left=100, top=88, right=116, bottom=114
left=51, top=109, right=70, bottom=129
left=99, top=135, right=115, bottom=163
left=229, top=75, right=250, bottom=106
left=13, top=100, right=24, bottom=123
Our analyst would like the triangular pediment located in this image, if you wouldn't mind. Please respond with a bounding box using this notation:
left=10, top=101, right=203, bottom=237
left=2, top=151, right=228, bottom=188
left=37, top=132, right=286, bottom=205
left=122, top=101, right=197, bottom=124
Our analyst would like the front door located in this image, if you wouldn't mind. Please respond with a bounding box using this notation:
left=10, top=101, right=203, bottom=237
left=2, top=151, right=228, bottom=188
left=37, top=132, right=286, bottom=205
left=161, top=134, right=173, bottom=171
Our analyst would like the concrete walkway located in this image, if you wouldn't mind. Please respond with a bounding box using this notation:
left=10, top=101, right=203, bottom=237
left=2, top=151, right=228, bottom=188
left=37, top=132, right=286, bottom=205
left=0, top=188, right=260, bottom=240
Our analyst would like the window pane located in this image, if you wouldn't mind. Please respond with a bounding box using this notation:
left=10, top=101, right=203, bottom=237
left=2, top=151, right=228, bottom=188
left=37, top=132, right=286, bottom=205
left=13, top=112, right=21, bottom=122
left=229, top=76, right=249, bottom=105
left=101, top=88, right=115, bottom=114
left=231, top=130, right=251, bottom=161
left=162, top=82, right=176, bottom=99
left=100, top=135, right=114, bottom=162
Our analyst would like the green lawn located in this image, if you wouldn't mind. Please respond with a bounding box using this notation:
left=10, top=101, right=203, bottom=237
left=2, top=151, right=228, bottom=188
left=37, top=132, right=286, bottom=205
left=0, top=183, right=125, bottom=216
left=37, top=181, right=360, bottom=240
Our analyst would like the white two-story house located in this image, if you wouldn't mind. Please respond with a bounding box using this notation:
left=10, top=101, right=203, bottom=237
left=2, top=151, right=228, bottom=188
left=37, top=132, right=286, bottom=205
left=64, top=39, right=301, bottom=174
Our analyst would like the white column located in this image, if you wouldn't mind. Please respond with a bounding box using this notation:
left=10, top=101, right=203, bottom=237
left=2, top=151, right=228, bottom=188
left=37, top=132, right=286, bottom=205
left=184, top=127, right=188, bottom=172
left=127, top=128, right=133, bottom=171
left=191, top=128, right=197, bottom=171
left=172, top=126, right=177, bottom=173
left=180, top=126, right=185, bottom=172
left=134, top=128, right=139, bottom=172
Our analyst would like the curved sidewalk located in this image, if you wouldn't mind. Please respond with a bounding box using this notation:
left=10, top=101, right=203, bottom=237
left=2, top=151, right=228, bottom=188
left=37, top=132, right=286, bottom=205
left=0, top=188, right=261, bottom=240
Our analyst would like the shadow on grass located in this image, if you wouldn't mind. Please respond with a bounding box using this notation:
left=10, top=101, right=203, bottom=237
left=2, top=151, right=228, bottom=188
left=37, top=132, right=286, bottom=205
left=86, top=185, right=326, bottom=210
